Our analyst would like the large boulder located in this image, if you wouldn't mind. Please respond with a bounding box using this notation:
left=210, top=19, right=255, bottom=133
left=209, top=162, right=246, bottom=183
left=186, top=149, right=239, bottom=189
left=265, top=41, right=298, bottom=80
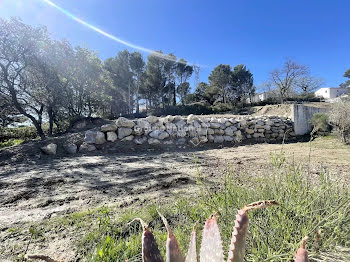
left=240, top=119, right=247, bottom=127
left=118, top=128, right=133, bottom=139
left=201, top=122, right=210, bottom=128
left=64, top=143, right=77, bottom=154
left=175, top=119, right=186, bottom=128
left=79, top=142, right=96, bottom=153
left=135, top=120, right=152, bottom=135
left=166, top=123, right=177, bottom=135
left=224, top=136, right=234, bottom=142
left=121, top=135, right=134, bottom=141
left=148, top=138, right=160, bottom=145
left=224, top=126, right=237, bottom=136
left=165, top=115, right=175, bottom=122
left=189, top=137, right=200, bottom=146
left=176, top=130, right=186, bottom=138
left=85, top=130, right=106, bottom=144
left=145, top=115, right=158, bottom=124
left=187, top=114, right=198, bottom=123
left=210, top=122, right=221, bottom=129
left=208, top=135, right=215, bottom=142
left=176, top=138, right=186, bottom=145
left=149, top=130, right=161, bottom=139
left=245, top=128, right=254, bottom=135
left=214, top=135, right=224, bottom=143
left=106, top=131, right=118, bottom=142
left=215, top=129, right=225, bottom=135
left=158, top=131, right=169, bottom=140
left=41, top=143, right=57, bottom=155
left=198, top=128, right=207, bottom=136
left=199, top=136, right=208, bottom=143
left=207, top=128, right=215, bottom=135
left=116, top=117, right=135, bottom=128
left=101, top=123, right=118, bottom=132
left=134, top=136, right=148, bottom=145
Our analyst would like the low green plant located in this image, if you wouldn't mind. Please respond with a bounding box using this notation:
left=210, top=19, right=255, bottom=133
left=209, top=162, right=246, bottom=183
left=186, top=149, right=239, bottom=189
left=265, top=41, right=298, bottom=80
left=0, top=138, right=23, bottom=148
left=211, top=102, right=235, bottom=113
left=79, top=159, right=349, bottom=262
left=309, top=113, right=330, bottom=136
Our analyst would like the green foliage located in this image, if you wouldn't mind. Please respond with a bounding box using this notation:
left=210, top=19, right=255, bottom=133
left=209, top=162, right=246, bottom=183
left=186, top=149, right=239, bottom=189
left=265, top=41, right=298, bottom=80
left=209, top=64, right=233, bottom=104
left=329, top=99, right=350, bottom=144
left=208, top=64, right=255, bottom=105
left=339, top=69, right=350, bottom=89
left=0, top=126, right=39, bottom=141
left=211, top=102, right=235, bottom=113
left=310, top=113, right=330, bottom=134
left=0, top=123, right=63, bottom=142
left=270, top=151, right=286, bottom=168
left=285, top=92, right=321, bottom=102
left=0, top=139, right=23, bottom=148
left=149, top=103, right=213, bottom=116
left=80, top=161, right=350, bottom=261
left=231, top=64, right=255, bottom=102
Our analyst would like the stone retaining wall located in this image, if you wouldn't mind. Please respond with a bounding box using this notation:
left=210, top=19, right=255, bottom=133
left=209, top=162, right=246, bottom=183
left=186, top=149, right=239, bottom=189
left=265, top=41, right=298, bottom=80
left=77, top=115, right=296, bottom=152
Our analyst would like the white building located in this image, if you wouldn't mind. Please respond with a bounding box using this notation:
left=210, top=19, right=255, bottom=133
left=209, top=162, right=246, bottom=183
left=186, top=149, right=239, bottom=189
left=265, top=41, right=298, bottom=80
left=314, top=87, right=348, bottom=99
left=246, top=92, right=274, bottom=103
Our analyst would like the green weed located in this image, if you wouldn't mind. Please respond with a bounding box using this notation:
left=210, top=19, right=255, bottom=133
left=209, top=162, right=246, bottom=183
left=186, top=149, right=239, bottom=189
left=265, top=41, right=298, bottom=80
left=79, top=159, right=349, bottom=261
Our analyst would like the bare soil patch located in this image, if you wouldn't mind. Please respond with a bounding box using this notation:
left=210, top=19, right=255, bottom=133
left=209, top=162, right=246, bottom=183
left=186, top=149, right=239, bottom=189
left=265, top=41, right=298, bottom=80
left=0, top=136, right=349, bottom=261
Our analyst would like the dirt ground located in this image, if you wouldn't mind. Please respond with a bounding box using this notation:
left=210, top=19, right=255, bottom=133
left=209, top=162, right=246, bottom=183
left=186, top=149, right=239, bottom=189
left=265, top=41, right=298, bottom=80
left=0, top=136, right=349, bottom=261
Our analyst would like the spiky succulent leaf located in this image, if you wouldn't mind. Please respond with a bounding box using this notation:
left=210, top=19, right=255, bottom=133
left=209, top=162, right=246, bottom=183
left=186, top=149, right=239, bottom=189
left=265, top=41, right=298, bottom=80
left=185, top=224, right=197, bottom=262
left=200, top=216, right=224, bottom=262
left=131, top=218, right=164, bottom=262
left=143, top=228, right=164, bottom=262
left=159, top=212, right=184, bottom=262
left=294, top=237, right=309, bottom=262
left=227, top=200, right=278, bottom=262
left=227, top=210, right=249, bottom=262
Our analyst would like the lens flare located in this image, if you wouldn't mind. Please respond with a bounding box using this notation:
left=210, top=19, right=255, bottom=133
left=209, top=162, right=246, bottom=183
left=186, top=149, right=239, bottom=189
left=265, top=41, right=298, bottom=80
left=41, top=0, right=201, bottom=66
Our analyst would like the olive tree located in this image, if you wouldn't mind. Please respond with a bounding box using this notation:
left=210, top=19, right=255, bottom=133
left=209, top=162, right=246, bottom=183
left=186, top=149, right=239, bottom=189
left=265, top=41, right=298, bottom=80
left=329, top=99, right=350, bottom=144
left=0, top=18, right=50, bottom=138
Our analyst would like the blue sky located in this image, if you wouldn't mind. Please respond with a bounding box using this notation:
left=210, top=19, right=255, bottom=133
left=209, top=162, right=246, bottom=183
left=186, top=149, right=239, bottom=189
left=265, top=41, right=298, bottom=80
left=0, top=0, right=349, bottom=92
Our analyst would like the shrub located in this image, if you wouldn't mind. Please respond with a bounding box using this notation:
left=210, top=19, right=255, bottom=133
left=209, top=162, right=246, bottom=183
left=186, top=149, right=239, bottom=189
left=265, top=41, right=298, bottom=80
left=329, top=99, right=350, bottom=143
left=0, top=126, right=39, bottom=142
left=211, top=102, right=235, bottom=113
left=309, top=113, right=330, bottom=136
left=0, top=138, right=23, bottom=148
left=149, top=103, right=213, bottom=116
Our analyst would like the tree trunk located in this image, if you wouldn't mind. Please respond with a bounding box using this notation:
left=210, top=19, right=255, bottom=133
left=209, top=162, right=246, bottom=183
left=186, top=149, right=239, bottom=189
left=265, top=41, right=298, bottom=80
left=173, top=85, right=176, bottom=106
left=7, top=82, right=45, bottom=139
left=48, top=106, right=54, bottom=137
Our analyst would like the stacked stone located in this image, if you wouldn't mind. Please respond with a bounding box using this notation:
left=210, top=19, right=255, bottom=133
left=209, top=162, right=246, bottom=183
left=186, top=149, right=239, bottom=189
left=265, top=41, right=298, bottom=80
left=78, top=115, right=296, bottom=152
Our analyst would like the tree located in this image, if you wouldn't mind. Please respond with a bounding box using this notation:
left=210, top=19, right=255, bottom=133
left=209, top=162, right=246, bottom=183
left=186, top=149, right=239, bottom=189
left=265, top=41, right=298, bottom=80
left=269, top=59, right=308, bottom=103
left=104, top=50, right=132, bottom=115
left=0, top=17, right=51, bottom=138
left=340, top=69, right=350, bottom=91
left=231, top=64, right=255, bottom=103
left=129, top=52, right=145, bottom=113
left=175, top=59, right=193, bottom=105
left=329, top=98, right=350, bottom=144
left=208, top=64, right=232, bottom=103
left=296, top=76, right=324, bottom=94
left=177, top=82, right=190, bottom=105
left=0, top=93, right=23, bottom=128
left=194, top=82, right=219, bottom=104
left=143, top=51, right=176, bottom=109
left=32, top=39, right=75, bottom=135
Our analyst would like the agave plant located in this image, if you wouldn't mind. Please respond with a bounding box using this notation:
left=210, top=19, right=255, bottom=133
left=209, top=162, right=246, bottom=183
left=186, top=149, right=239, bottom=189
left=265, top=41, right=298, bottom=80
left=132, top=200, right=309, bottom=262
